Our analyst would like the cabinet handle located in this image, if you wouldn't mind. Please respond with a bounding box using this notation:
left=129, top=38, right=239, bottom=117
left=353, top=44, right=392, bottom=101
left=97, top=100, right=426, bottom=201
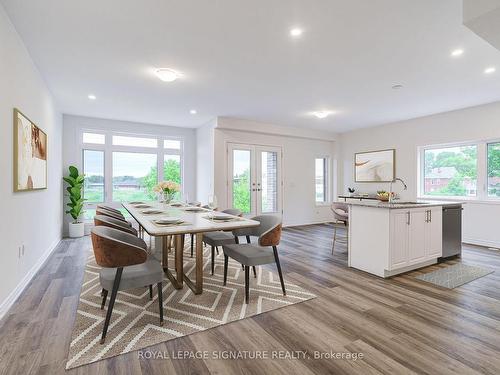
left=406, top=211, right=411, bottom=225
left=425, top=210, right=429, bottom=223
left=429, top=210, right=432, bottom=222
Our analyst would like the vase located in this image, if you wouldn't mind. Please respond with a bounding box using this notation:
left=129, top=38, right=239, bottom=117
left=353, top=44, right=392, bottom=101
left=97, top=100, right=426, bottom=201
left=163, top=191, right=175, bottom=204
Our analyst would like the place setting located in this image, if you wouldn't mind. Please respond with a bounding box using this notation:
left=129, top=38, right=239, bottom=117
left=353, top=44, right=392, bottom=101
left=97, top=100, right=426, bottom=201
left=151, top=216, right=190, bottom=227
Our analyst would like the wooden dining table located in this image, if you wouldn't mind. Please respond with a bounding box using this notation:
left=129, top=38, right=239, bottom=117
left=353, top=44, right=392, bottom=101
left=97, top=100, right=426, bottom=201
left=122, top=202, right=260, bottom=295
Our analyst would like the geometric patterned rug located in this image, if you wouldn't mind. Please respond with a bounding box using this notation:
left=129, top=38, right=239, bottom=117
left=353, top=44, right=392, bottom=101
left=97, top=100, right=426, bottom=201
left=66, top=241, right=316, bottom=369
left=415, top=263, right=494, bottom=289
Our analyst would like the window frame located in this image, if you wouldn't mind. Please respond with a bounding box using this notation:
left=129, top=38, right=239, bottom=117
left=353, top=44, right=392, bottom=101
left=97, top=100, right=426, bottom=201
left=315, top=156, right=331, bottom=205
left=79, top=128, right=184, bottom=210
left=417, top=140, right=498, bottom=202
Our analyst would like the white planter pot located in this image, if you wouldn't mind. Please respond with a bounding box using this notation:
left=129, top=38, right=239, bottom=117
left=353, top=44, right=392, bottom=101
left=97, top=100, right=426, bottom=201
left=69, top=222, right=85, bottom=238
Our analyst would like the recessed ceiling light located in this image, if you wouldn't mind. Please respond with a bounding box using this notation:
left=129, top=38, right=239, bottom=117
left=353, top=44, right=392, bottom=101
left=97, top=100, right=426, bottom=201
left=312, top=111, right=332, bottom=119
left=451, top=49, right=464, bottom=57
left=154, top=68, right=182, bottom=82
left=484, top=67, right=496, bottom=74
left=88, top=94, right=96, bottom=100
left=392, top=84, right=403, bottom=90
left=190, top=109, right=197, bottom=114
left=290, top=28, right=303, bottom=37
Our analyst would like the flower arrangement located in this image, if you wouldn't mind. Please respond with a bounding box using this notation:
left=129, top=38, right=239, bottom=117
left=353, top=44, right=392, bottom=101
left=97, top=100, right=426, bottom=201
left=153, top=181, right=180, bottom=203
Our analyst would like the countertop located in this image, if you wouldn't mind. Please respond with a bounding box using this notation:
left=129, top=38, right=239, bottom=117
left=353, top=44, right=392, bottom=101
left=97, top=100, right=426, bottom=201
left=342, top=200, right=464, bottom=209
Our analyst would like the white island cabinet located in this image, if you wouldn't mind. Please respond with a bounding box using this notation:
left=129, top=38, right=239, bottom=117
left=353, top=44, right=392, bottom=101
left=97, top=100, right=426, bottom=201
left=347, top=201, right=450, bottom=278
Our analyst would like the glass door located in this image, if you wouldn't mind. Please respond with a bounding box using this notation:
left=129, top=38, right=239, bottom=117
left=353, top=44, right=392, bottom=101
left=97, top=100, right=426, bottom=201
left=228, top=143, right=282, bottom=216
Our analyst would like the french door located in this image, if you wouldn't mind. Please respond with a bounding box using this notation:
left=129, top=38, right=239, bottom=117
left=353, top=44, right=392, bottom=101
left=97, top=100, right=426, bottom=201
left=227, top=143, right=282, bottom=217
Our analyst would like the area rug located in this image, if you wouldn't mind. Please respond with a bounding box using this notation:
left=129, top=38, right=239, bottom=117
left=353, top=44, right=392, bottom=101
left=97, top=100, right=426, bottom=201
left=66, top=242, right=316, bottom=369
left=415, top=263, right=494, bottom=289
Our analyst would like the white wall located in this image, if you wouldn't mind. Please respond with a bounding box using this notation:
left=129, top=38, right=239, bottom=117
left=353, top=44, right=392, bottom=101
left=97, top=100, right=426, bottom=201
left=62, top=115, right=197, bottom=231
left=213, top=118, right=338, bottom=226
left=339, top=101, right=500, bottom=248
left=196, top=118, right=216, bottom=202
left=0, top=5, right=62, bottom=315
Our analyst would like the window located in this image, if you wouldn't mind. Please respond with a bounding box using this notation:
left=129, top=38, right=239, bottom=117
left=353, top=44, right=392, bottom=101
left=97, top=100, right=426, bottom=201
left=164, top=154, right=181, bottom=198
left=315, top=158, right=328, bottom=203
left=112, top=152, right=158, bottom=201
left=112, top=135, right=158, bottom=148
left=422, top=145, right=477, bottom=197
left=83, top=132, right=105, bottom=144
left=83, top=150, right=104, bottom=202
left=488, top=142, right=500, bottom=197
left=261, top=151, right=278, bottom=213
left=164, top=139, right=181, bottom=150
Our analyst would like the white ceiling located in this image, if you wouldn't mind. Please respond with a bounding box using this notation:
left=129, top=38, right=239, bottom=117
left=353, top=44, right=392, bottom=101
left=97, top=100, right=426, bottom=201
left=2, top=0, right=500, bottom=133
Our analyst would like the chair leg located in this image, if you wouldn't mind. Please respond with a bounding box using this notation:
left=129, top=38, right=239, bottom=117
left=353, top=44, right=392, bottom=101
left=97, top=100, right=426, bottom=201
left=100, top=289, right=108, bottom=310
left=223, top=255, right=228, bottom=285
left=216, top=246, right=219, bottom=255
left=157, top=282, right=164, bottom=326
left=252, top=266, right=256, bottom=278
left=332, top=225, right=337, bottom=254
left=190, top=234, right=194, bottom=258
left=100, top=267, right=123, bottom=344
left=101, top=288, right=105, bottom=297
left=246, top=235, right=251, bottom=244
left=149, top=285, right=153, bottom=299
left=272, top=246, right=286, bottom=296
left=211, top=246, right=215, bottom=275
left=245, top=265, right=250, bottom=304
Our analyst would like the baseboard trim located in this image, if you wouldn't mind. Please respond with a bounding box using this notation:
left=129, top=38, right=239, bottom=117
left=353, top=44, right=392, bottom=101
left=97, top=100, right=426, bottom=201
left=463, top=237, right=500, bottom=249
left=0, top=237, right=61, bottom=320
left=284, top=220, right=332, bottom=228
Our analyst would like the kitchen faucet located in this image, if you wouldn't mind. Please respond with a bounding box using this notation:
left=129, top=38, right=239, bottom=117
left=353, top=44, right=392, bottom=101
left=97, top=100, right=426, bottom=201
left=389, top=177, right=408, bottom=203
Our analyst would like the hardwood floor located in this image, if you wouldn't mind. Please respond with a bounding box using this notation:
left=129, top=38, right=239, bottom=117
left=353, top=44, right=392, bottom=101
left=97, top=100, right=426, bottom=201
left=1, top=224, right=500, bottom=374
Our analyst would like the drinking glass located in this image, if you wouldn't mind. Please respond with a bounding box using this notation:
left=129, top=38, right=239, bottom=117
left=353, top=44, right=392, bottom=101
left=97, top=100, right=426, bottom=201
left=208, top=194, right=217, bottom=218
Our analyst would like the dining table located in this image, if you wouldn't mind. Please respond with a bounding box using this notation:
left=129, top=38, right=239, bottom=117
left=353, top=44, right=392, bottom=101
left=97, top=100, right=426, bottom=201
left=122, top=202, right=260, bottom=295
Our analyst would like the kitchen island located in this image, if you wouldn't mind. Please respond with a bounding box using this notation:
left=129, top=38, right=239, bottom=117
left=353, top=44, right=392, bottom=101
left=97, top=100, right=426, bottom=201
left=347, top=200, right=463, bottom=277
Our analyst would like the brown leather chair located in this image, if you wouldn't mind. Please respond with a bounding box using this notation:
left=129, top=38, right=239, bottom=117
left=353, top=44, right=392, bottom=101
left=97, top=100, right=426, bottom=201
left=222, top=215, right=285, bottom=304
left=91, top=226, right=164, bottom=344
left=94, top=215, right=138, bottom=236
left=97, top=205, right=122, bottom=215
left=96, top=207, right=127, bottom=222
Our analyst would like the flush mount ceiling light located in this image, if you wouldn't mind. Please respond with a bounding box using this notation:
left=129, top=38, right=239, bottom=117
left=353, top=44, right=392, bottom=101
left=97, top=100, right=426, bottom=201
left=290, top=28, right=303, bottom=37
left=154, top=68, right=182, bottom=82
left=88, top=94, right=96, bottom=100
left=392, top=84, right=404, bottom=90
left=312, top=111, right=332, bottom=119
left=190, top=109, right=197, bottom=114
left=484, top=67, right=496, bottom=74
left=450, top=48, right=464, bottom=57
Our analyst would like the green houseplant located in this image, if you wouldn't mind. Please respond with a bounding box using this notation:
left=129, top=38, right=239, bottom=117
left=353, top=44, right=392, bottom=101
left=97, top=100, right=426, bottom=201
left=64, top=166, right=85, bottom=237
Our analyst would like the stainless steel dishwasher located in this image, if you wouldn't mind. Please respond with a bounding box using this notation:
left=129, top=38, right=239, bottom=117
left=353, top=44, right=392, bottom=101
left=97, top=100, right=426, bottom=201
left=440, top=204, right=463, bottom=260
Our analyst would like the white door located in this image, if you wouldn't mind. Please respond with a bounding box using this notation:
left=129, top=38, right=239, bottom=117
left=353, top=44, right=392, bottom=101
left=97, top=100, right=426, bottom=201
left=389, top=210, right=410, bottom=270
left=228, top=143, right=282, bottom=217
left=425, top=207, right=443, bottom=258
left=408, top=210, right=427, bottom=264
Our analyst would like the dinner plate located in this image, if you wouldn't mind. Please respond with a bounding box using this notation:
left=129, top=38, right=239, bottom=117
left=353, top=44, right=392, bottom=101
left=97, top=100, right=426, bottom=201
left=184, top=206, right=205, bottom=212
left=129, top=201, right=145, bottom=205
left=134, top=204, right=152, bottom=208
left=210, top=214, right=231, bottom=220
left=141, top=209, right=164, bottom=215
left=169, top=202, right=184, bottom=207
left=155, top=217, right=182, bottom=224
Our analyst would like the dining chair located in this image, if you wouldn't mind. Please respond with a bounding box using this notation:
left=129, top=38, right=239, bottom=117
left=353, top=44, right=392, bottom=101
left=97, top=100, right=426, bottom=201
left=202, top=208, right=242, bottom=275
left=97, top=205, right=122, bottom=215
left=96, top=207, right=128, bottom=222
left=331, top=202, right=349, bottom=254
left=222, top=215, right=285, bottom=303
left=91, top=226, right=164, bottom=344
left=94, top=215, right=138, bottom=236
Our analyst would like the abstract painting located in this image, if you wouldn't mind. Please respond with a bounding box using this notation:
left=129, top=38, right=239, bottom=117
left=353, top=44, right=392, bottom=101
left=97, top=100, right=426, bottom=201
left=355, top=149, right=395, bottom=182
left=14, top=108, right=47, bottom=191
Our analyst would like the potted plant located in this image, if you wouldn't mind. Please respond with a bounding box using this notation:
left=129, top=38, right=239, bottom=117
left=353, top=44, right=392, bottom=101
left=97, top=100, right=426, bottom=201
left=64, top=166, right=85, bottom=237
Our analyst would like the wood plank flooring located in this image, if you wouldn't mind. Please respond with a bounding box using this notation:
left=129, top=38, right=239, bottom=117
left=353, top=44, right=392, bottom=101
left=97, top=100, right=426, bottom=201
left=1, top=224, right=500, bottom=374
